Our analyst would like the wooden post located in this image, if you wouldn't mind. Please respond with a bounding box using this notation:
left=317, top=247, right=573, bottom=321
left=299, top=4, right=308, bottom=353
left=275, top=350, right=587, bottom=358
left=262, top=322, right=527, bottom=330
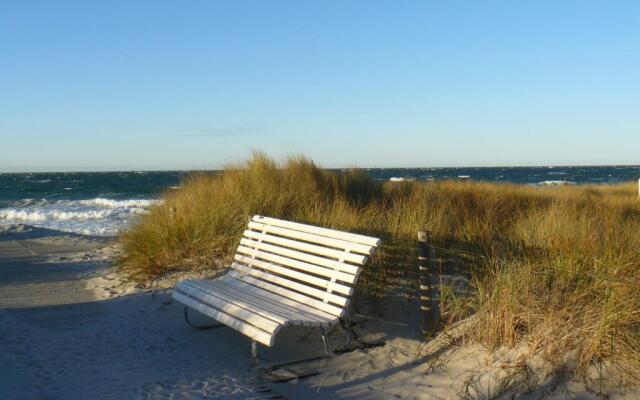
left=638, top=179, right=640, bottom=197
left=418, top=231, right=436, bottom=337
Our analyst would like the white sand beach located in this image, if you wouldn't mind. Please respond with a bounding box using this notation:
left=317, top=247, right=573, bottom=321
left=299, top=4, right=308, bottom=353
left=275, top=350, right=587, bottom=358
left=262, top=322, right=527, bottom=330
left=1, top=225, right=637, bottom=399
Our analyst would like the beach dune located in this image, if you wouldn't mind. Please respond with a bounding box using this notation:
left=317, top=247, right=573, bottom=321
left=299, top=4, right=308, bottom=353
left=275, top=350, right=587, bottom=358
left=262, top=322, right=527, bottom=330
left=1, top=225, right=636, bottom=399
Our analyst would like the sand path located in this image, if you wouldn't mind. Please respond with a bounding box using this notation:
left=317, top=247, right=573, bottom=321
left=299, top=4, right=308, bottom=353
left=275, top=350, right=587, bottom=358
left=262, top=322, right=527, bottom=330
left=0, top=230, right=282, bottom=399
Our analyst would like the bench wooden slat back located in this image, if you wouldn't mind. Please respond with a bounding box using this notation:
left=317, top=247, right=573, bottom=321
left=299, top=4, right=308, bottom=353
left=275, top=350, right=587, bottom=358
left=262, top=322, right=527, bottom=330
left=247, top=222, right=375, bottom=255
left=252, top=216, right=381, bottom=247
left=242, top=230, right=369, bottom=265
left=230, top=215, right=381, bottom=317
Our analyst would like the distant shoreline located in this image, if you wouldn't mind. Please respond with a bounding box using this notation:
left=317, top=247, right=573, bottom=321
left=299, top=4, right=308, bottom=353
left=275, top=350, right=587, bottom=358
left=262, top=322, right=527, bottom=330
left=3, top=163, right=640, bottom=174
left=1, top=174, right=638, bottom=238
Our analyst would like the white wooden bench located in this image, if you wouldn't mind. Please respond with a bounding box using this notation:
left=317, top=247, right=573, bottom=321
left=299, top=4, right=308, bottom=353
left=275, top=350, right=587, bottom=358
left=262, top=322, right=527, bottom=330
left=172, top=215, right=381, bottom=358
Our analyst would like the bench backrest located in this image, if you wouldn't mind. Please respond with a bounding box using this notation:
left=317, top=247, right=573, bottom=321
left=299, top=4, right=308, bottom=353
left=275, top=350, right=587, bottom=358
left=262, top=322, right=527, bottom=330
left=228, top=215, right=381, bottom=318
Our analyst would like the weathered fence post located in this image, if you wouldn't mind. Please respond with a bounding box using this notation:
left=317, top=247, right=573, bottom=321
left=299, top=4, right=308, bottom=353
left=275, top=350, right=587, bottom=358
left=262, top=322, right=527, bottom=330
left=418, top=231, right=436, bottom=337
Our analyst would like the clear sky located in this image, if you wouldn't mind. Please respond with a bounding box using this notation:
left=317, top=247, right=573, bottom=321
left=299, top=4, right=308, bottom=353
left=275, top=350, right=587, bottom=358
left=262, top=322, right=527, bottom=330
left=1, top=1, right=638, bottom=171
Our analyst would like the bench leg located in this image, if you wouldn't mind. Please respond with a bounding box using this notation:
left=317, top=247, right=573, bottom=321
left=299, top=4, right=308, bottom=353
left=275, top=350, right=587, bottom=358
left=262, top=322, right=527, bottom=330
left=263, top=326, right=331, bottom=370
left=343, top=312, right=352, bottom=347
left=251, top=340, right=258, bottom=360
left=183, top=306, right=224, bottom=330
left=320, top=327, right=330, bottom=357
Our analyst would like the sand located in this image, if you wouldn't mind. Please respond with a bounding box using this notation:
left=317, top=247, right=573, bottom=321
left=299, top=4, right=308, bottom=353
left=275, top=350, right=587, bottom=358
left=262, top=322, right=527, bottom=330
left=1, top=224, right=637, bottom=399
left=268, top=304, right=639, bottom=399
left=0, top=226, right=280, bottom=399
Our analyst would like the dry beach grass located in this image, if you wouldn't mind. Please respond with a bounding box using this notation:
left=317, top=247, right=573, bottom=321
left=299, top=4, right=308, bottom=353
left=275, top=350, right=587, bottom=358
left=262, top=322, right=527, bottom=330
left=120, top=153, right=640, bottom=387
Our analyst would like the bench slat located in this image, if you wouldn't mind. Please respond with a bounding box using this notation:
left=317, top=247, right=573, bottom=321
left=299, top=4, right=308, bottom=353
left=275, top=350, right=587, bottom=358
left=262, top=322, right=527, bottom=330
left=182, top=281, right=291, bottom=325
left=230, top=263, right=348, bottom=307
left=184, top=280, right=330, bottom=326
left=236, top=245, right=357, bottom=284
left=234, top=254, right=353, bottom=296
left=239, top=238, right=360, bottom=275
left=253, top=216, right=381, bottom=247
left=227, top=271, right=344, bottom=317
left=177, top=282, right=282, bottom=331
left=248, top=221, right=375, bottom=255
left=172, top=292, right=275, bottom=346
left=243, top=230, right=368, bottom=265
left=220, top=277, right=338, bottom=324
left=184, top=280, right=320, bottom=326
left=194, top=280, right=333, bottom=326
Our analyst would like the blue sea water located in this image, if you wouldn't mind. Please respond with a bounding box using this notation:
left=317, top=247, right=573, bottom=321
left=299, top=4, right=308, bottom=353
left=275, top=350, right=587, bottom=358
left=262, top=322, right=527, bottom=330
left=0, top=171, right=188, bottom=236
left=1, top=166, right=639, bottom=236
left=365, top=165, right=640, bottom=185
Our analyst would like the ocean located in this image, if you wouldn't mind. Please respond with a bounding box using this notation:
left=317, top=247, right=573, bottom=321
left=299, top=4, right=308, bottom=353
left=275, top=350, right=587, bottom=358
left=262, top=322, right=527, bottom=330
left=1, top=166, right=639, bottom=237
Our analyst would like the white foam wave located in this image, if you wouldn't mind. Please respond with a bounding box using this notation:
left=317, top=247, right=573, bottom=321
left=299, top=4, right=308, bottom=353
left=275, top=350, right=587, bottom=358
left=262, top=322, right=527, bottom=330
left=0, top=208, right=146, bottom=222
left=78, top=198, right=160, bottom=208
left=0, top=197, right=159, bottom=236
left=389, top=177, right=415, bottom=182
left=26, top=179, right=52, bottom=183
left=538, top=180, right=576, bottom=186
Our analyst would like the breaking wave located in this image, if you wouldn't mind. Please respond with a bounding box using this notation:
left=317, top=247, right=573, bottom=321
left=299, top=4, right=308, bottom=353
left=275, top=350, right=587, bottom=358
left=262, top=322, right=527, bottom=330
left=538, top=180, right=576, bottom=186
left=0, top=198, right=160, bottom=236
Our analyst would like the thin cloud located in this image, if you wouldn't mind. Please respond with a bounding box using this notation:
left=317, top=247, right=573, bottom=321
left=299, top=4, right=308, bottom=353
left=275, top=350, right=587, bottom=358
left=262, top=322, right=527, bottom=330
left=178, top=126, right=265, bottom=138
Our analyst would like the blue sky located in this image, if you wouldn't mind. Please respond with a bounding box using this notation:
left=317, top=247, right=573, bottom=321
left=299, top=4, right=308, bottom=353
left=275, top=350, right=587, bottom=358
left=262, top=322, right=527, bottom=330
left=1, top=1, right=638, bottom=171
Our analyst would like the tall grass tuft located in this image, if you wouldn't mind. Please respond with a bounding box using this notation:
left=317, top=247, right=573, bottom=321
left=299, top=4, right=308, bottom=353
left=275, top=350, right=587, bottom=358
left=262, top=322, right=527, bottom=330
left=119, top=153, right=640, bottom=385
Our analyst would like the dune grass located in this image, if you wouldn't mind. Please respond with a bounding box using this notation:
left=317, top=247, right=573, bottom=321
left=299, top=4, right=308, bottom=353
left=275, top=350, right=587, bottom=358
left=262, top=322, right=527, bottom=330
left=119, top=153, right=640, bottom=385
